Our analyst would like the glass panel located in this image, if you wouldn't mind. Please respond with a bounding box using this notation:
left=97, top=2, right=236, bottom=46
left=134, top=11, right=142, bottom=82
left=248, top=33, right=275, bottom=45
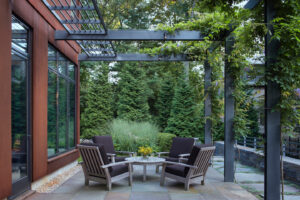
left=11, top=54, right=28, bottom=182
left=58, top=78, right=67, bottom=152
left=69, top=83, right=76, bottom=148
left=12, top=16, right=28, bottom=55
left=47, top=71, right=57, bottom=156
left=47, top=43, right=76, bottom=157
left=48, top=61, right=56, bottom=70
left=58, top=53, right=67, bottom=75
left=68, top=62, right=75, bottom=80
left=48, top=46, right=56, bottom=68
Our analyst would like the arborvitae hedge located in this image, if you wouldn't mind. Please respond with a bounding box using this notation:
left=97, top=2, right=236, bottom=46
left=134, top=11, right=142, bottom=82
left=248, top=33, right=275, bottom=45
left=80, top=65, right=113, bottom=139
left=165, top=77, right=196, bottom=137
left=116, top=62, right=150, bottom=121
left=155, top=77, right=174, bottom=131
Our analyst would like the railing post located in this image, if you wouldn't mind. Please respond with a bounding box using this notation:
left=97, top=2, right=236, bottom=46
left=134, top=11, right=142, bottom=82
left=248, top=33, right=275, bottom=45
left=283, top=143, right=286, bottom=157
left=244, top=136, right=246, bottom=147
left=254, top=137, right=257, bottom=150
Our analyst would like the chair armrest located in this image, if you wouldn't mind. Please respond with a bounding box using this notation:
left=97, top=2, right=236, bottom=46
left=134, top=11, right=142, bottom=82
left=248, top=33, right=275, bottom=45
left=101, top=161, right=132, bottom=169
left=178, top=158, right=188, bottom=163
left=107, top=153, right=116, bottom=163
left=156, top=152, right=169, bottom=157
left=163, top=161, right=197, bottom=169
left=116, top=151, right=134, bottom=156
left=178, top=153, right=190, bottom=158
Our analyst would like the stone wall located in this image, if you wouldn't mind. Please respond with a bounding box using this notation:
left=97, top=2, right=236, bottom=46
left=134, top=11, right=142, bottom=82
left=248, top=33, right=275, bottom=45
left=214, top=141, right=300, bottom=184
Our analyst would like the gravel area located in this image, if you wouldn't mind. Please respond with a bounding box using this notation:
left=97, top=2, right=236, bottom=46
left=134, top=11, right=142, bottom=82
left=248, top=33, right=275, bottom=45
left=35, top=164, right=82, bottom=193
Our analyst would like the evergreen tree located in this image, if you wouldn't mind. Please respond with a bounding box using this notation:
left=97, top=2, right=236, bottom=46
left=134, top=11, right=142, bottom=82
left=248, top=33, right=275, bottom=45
left=80, top=65, right=113, bottom=139
left=116, top=62, right=150, bottom=121
left=156, top=76, right=174, bottom=131
left=165, top=77, right=196, bottom=137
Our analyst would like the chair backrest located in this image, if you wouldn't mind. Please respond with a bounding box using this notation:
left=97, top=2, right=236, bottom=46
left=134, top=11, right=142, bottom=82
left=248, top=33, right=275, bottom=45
left=92, top=135, right=116, bottom=154
left=169, top=137, right=195, bottom=158
left=78, top=144, right=111, bottom=178
left=186, top=145, right=215, bottom=178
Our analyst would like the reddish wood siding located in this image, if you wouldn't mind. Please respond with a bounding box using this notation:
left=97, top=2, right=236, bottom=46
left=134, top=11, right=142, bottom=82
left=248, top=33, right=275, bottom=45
left=10, top=0, right=80, bottom=193
left=0, top=1, right=12, bottom=199
left=0, top=0, right=80, bottom=197
left=47, top=150, right=79, bottom=174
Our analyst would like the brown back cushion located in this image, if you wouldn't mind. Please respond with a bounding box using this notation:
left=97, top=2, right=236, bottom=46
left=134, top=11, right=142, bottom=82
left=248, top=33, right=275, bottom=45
left=169, top=137, right=194, bottom=158
left=184, top=145, right=201, bottom=175
left=80, top=143, right=110, bottom=165
left=92, top=135, right=116, bottom=154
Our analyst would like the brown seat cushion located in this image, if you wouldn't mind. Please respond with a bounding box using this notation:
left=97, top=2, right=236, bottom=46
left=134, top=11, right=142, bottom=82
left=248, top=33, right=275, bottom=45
left=169, top=137, right=194, bottom=158
left=110, top=164, right=128, bottom=177
left=92, top=135, right=116, bottom=154
left=165, top=157, right=180, bottom=162
left=165, top=165, right=186, bottom=177
left=184, top=146, right=201, bottom=175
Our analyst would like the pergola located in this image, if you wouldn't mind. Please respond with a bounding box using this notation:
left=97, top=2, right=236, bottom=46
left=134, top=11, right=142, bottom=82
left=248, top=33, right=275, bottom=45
left=42, top=0, right=280, bottom=199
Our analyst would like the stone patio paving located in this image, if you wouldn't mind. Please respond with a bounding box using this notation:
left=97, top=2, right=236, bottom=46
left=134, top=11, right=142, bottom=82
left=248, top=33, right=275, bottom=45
left=213, top=156, right=300, bottom=200
left=26, top=162, right=258, bottom=200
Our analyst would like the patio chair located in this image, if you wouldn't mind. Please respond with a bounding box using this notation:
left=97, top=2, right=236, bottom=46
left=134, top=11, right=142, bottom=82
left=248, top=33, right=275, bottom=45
left=78, top=143, right=133, bottom=191
left=156, top=137, right=195, bottom=173
left=160, top=145, right=215, bottom=190
left=93, top=135, right=134, bottom=163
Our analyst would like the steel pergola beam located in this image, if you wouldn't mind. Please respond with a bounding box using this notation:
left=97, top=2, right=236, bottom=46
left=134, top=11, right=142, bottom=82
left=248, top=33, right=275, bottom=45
left=55, top=30, right=208, bottom=41
left=48, top=6, right=95, bottom=11
left=78, top=53, right=189, bottom=61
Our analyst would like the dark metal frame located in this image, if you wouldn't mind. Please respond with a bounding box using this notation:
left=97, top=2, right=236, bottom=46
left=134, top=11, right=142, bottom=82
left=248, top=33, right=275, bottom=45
left=10, top=14, right=32, bottom=200
left=47, top=44, right=77, bottom=159
left=55, top=30, right=209, bottom=41
left=42, top=0, right=116, bottom=58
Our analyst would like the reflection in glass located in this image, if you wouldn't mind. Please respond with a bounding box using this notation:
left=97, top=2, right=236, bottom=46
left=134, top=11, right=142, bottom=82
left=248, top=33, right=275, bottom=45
left=12, top=56, right=27, bottom=182
left=11, top=15, right=29, bottom=184
left=69, top=83, right=76, bottom=148
left=58, top=54, right=67, bottom=75
left=58, top=78, right=67, bottom=152
left=68, top=63, right=75, bottom=80
left=47, top=44, right=76, bottom=157
left=47, top=71, right=57, bottom=156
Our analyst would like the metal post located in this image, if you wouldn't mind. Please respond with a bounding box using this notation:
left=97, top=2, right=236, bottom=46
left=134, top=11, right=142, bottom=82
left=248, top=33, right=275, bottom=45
left=264, top=0, right=281, bottom=199
left=254, top=137, right=257, bottom=150
left=224, top=35, right=235, bottom=182
left=204, top=58, right=212, bottom=144
left=283, top=143, right=286, bottom=157
left=244, top=136, right=247, bottom=147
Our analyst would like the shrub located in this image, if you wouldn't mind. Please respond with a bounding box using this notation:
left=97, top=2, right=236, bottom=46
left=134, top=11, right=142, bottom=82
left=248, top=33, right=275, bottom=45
left=157, top=132, right=176, bottom=152
left=109, top=119, right=159, bottom=152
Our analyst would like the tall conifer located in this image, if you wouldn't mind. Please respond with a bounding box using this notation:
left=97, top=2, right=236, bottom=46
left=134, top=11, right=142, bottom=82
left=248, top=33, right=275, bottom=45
left=81, top=65, right=113, bottom=138
left=165, top=77, right=196, bottom=137
left=116, top=62, right=150, bottom=121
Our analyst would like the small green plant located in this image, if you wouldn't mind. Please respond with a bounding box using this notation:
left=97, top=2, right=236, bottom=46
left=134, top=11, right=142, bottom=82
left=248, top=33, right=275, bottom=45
left=157, top=132, right=176, bottom=152
left=109, top=119, right=159, bottom=152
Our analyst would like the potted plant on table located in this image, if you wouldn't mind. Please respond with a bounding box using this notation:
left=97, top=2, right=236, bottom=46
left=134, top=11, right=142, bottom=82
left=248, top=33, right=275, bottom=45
left=138, top=146, right=153, bottom=159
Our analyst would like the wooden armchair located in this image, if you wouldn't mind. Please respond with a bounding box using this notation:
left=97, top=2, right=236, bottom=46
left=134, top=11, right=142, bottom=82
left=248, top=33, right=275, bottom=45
left=160, top=145, right=215, bottom=190
left=78, top=143, right=133, bottom=191
left=93, top=135, right=134, bottom=163
left=156, top=137, right=195, bottom=172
